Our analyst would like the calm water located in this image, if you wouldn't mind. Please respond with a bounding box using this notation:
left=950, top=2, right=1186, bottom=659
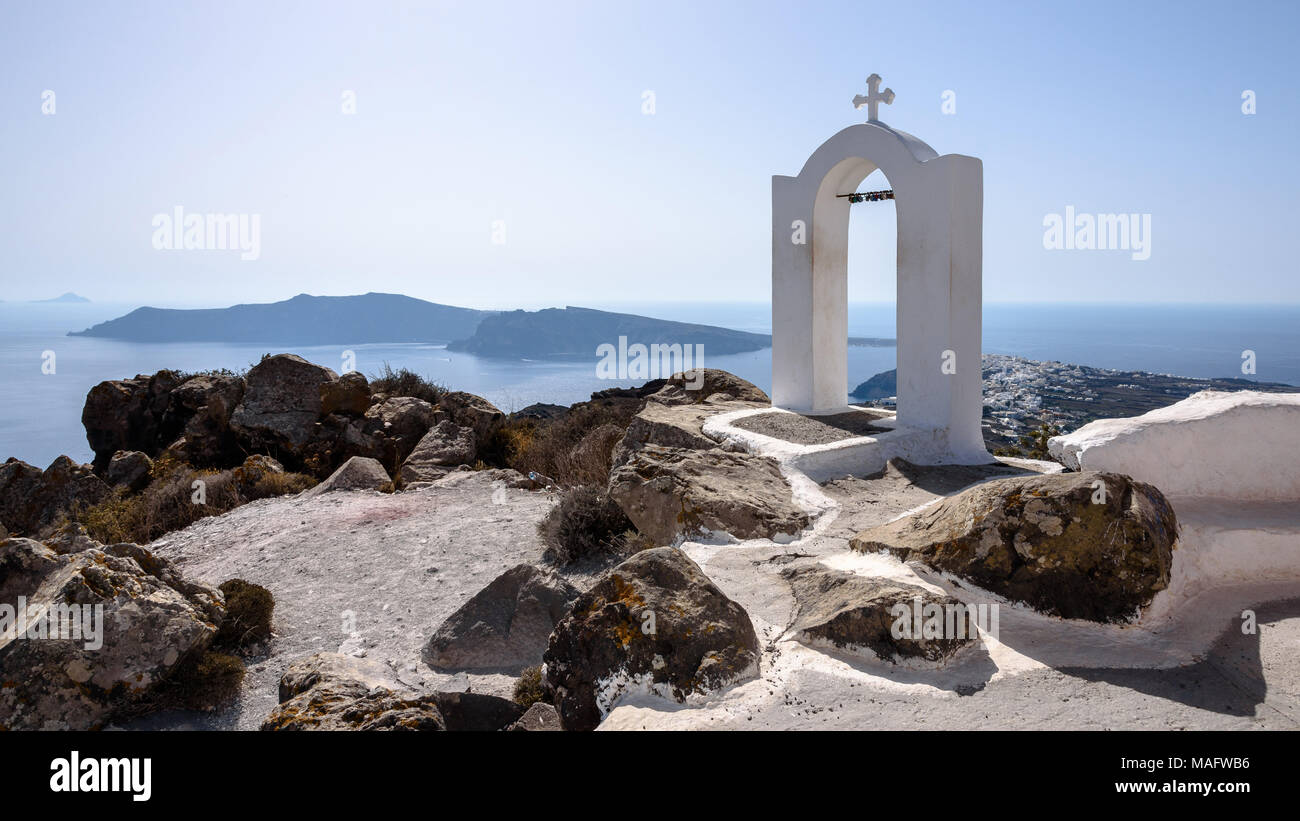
left=2, top=300, right=1297, bottom=468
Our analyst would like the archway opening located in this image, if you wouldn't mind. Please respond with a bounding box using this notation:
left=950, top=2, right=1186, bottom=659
left=846, top=167, right=898, bottom=408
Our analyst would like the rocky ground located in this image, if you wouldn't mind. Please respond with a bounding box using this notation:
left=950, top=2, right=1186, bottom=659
left=6, top=360, right=1299, bottom=731
left=122, top=471, right=601, bottom=730
left=130, top=456, right=1300, bottom=731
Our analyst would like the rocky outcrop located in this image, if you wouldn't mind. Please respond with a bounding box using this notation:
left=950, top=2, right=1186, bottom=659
left=229, top=354, right=339, bottom=455
left=304, top=456, right=390, bottom=497
left=0, top=538, right=225, bottom=730
left=781, top=566, right=977, bottom=663
left=611, top=401, right=725, bottom=468
left=361, top=396, right=440, bottom=468
left=543, top=547, right=760, bottom=731
left=439, top=391, right=504, bottom=442
left=645, top=369, right=769, bottom=406
left=81, top=370, right=185, bottom=470
left=163, top=374, right=246, bottom=466
left=320, top=372, right=371, bottom=416
left=106, top=450, right=153, bottom=492
left=261, top=653, right=445, bottom=731
left=423, top=564, right=581, bottom=672
left=849, top=471, right=1178, bottom=622
left=0, top=456, right=110, bottom=537
left=401, top=421, right=477, bottom=483
left=608, top=445, right=809, bottom=544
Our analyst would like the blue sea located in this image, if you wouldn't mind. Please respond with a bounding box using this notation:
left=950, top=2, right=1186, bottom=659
left=2, top=300, right=1298, bottom=469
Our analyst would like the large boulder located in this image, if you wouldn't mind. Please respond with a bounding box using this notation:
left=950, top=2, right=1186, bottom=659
left=424, top=564, right=581, bottom=672
left=0, top=538, right=225, bottom=730
left=781, top=566, right=978, bottom=663
left=303, top=456, right=390, bottom=497
left=230, top=354, right=339, bottom=455
left=106, top=450, right=153, bottom=492
left=543, top=547, right=761, bottom=731
left=320, top=372, right=372, bottom=417
left=645, top=369, right=769, bottom=406
left=0, top=456, right=110, bottom=537
left=162, top=374, right=246, bottom=466
left=261, top=653, right=444, bottom=731
left=438, top=391, right=504, bottom=442
left=608, top=445, right=809, bottom=544
left=401, top=420, right=477, bottom=483
left=82, top=370, right=185, bottom=470
left=849, top=471, right=1178, bottom=622
left=362, top=396, right=440, bottom=466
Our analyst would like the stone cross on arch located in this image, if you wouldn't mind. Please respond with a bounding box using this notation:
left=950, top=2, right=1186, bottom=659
left=852, top=73, right=895, bottom=122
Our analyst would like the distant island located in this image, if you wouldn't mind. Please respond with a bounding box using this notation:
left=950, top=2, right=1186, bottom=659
left=446, top=306, right=772, bottom=357
left=70, top=293, right=491, bottom=344
left=66, top=294, right=823, bottom=358
left=33, top=292, right=90, bottom=303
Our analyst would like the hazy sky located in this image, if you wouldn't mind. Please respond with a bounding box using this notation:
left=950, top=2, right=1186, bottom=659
left=2, top=0, right=1296, bottom=309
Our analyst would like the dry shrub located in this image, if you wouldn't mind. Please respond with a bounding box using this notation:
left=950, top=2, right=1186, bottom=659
left=538, top=485, right=635, bottom=565
left=71, top=458, right=316, bottom=544
left=369, top=362, right=445, bottom=404
left=500, top=401, right=641, bottom=487
left=513, top=664, right=548, bottom=708
left=214, top=578, right=275, bottom=650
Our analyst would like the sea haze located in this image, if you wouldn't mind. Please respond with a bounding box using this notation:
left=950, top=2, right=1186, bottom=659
left=1, top=300, right=1297, bottom=469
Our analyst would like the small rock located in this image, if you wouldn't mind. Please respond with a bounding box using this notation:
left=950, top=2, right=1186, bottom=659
left=304, top=456, right=391, bottom=497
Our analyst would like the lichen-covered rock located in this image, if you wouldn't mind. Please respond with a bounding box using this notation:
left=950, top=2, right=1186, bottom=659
left=0, top=538, right=225, bottom=730
left=543, top=547, right=760, bottom=731
left=106, top=450, right=153, bottom=492
left=849, top=471, right=1178, bottom=622
left=424, top=564, right=581, bottom=672
left=781, top=566, right=977, bottom=663
left=230, top=354, right=339, bottom=453
left=0, top=455, right=110, bottom=537
left=608, top=445, right=809, bottom=544
left=401, top=420, right=477, bottom=482
left=304, top=456, right=390, bottom=497
left=261, top=653, right=445, bottom=731
left=320, top=372, right=372, bottom=417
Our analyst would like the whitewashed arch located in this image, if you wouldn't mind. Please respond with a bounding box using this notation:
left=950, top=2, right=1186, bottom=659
left=771, top=122, right=987, bottom=463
